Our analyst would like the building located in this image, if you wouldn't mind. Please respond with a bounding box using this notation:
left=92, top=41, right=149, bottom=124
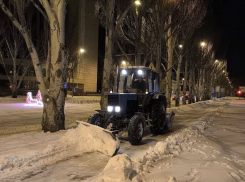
left=67, top=0, right=99, bottom=93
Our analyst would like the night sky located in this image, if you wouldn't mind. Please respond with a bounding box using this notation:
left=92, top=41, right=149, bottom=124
left=201, top=0, right=245, bottom=88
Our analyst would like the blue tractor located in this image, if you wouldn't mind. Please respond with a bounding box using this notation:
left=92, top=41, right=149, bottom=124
left=88, top=66, right=175, bottom=145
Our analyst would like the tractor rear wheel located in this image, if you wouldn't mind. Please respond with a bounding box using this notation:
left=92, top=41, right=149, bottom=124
left=150, top=101, right=166, bottom=135
left=128, top=114, right=144, bottom=145
left=87, top=113, right=104, bottom=128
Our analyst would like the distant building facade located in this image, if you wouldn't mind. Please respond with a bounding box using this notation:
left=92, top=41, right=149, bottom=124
left=67, top=0, right=99, bottom=93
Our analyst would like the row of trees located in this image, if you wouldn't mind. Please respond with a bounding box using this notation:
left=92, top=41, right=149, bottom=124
left=98, top=0, right=233, bottom=109
left=0, top=0, right=232, bottom=132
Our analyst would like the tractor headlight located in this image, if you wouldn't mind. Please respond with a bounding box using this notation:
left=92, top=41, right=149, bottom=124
left=138, top=69, right=143, bottom=75
left=122, top=69, right=127, bottom=75
left=107, top=106, right=113, bottom=112
left=115, top=106, right=121, bottom=113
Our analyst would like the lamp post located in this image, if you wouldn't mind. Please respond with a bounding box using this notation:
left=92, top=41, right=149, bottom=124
left=198, top=42, right=206, bottom=102
left=175, top=44, right=183, bottom=106
left=135, top=0, right=141, bottom=15
left=71, top=48, right=85, bottom=97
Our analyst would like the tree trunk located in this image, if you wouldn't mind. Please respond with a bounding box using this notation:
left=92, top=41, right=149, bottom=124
left=156, top=40, right=161, bottom=73
left=175, top=54, right=182, bottom=106
left=202, top=69, right=206, bottom=100
left=12, top=84, right=18, bottom=98
left=101, top=0, right=115, bottom=111
left=135, top=15, right=142, bottom=66
left=188, top=68, right=195, bottom=104
left=42, top=94, right=65, bottom=132
left=182, top=60, right=188, bottom=105
left=165, top=21, right=173, bottom=108
left=196, top=69, right=200, bottom=102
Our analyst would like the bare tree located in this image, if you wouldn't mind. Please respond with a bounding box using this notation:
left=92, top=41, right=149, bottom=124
left=0, top=21, right=32, bottom=98
left=96, top=0, right=132, bottom=110
left=174, top=0, right=207, bottom=106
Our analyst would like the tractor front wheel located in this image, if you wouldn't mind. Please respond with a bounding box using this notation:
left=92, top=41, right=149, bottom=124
left=128, top=114, right=145, bottom=145
left=87, top=113, right=105, bottom=128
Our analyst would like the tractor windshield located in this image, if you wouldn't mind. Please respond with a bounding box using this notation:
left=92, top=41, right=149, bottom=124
left=118, top=69, right=147, bottom=93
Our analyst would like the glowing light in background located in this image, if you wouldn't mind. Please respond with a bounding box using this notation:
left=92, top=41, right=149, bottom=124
left=26, top=90, right=43, bottom=106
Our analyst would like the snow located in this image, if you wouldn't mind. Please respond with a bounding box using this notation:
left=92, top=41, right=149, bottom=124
left=88, top=98, right=245, bottom=182
left=60, top=122, right=120, bottom=157
left=90, top=118, right=211, bottom=182
left=102, top=154, right=132, bottom=181
left=1, top=97, right=245, bottom=182
left=0, top=122, right=119, bottom=181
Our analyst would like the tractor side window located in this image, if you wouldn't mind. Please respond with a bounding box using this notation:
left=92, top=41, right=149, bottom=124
left=118, top=75, right=125, bottom=93
left=154, top=73, right=160, bottom=93
left=148, top=70, right=153, bottom=93
left=126, top=75, right=133, bottom=89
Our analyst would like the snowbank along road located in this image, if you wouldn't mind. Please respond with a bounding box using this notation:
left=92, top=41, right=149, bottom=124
left=1, top=98, right=245, bottom=182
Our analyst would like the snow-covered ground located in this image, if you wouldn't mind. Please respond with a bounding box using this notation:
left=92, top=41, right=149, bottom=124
left=1, top=98, right=245, bottom=182
left=0, top=102, right=100, bottom=137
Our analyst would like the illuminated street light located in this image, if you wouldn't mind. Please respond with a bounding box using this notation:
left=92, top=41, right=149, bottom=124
left=200, top=42, right=206, bottom=47
left=122, top=61, right=126, bottom=66
left=80, top=48, right=85, bottom=53
left=215, top=60, right=219, bottom=63
left=179, top=44, right=183, bottom=49
left=135, top=0, right=141, bottom=6
left=182, top=78, right=185, bottom=81
left=222, top=70, right=225, bottom=73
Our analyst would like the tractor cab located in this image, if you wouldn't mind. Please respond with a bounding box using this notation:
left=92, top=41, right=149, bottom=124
left=116, top=66, right=160, bottom=94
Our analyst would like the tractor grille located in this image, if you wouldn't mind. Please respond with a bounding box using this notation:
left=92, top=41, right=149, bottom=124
left=108, top=95, right=119, bottom=106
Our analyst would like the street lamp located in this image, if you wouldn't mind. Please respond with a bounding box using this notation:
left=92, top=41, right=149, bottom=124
left=135, top=0, right=141, bottom=6
left=122, top=61, right=126, bottom=66
left=179, top=44, right=183, bottom=49
left=200, top=42, right=206, bottom=48
left=215, top=60, right=219, bottom=63
left=80, top=48, right=85, bottom=53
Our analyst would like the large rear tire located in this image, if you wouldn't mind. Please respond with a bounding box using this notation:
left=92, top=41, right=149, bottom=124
left=128, top=114, right=145, bottom=145
left=150, top=101, right=166, bottom=135
left=87, top=113, right=104, bottom=128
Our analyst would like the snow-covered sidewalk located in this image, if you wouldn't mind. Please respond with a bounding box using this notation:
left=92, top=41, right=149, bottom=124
left=1, top=98, right=243, bottom=182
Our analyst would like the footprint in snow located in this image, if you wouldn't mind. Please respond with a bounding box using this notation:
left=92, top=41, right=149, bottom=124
left=211, top=155, right=216, bottom=158
left=200, top=162, right=210, bottom=167
left=223, top=157, right=232, bottom=161
left=229, top=171, right=244, bottom=182
left=238, top=170, right=245, bottom=176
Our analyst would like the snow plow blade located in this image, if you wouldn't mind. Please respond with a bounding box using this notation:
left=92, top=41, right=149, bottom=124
left=76, top=121, right=120, bottom=156
left=166, top=112, right=175, bottom=129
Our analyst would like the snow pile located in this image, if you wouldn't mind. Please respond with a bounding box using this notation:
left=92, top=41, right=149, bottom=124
left=91, top=119, right=211, bottom=182
left=103, top=154, right=133, bottom=180
left=60, top=122, right=120, bottom=157
left=168, top=177, right=177, bottom=182
left=0, top=122, right=120, bottom=176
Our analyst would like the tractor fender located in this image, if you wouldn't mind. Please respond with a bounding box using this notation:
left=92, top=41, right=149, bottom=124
left=152, top=93, right=166, bottom=101
left=152, top=94, right=167, bottom=110
left=152, top=93, right=165, bottom=99
left=95, top=110, right=106, bottom=118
